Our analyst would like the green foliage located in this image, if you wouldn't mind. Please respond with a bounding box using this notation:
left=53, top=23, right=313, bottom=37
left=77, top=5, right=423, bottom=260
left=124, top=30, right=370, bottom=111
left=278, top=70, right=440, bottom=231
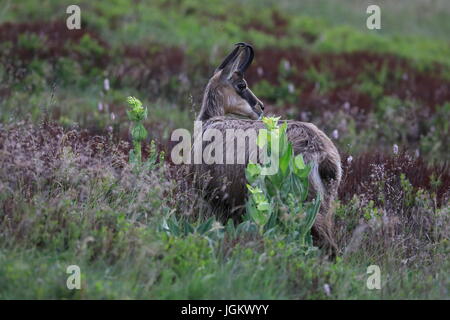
left=0, top=122, right=449, bottom=299
left=17, top=33, right=43, bottom=50
left=1, top=0, right=449, bottom=300
left=362, top=200, right=381, bottom=221
left=252, top=60, right=300, bottom=105
left=78, top=34, right=104, bottom=54
left=304, top=66, right=336, bottom=95
left=245, top=117, right=320, bottom=250
left=420, top=103, right=450, bottom=164
left=161, top=116, right=322, bottom=253
left=356, top=63, right=389, bottom=102
left=126, top=96, right=164, bottom=170
left=126, top=96, right=147, bottom=166
left=126, top=96, right=147, bottom=122
left=316, top=25, right=450, bottom=67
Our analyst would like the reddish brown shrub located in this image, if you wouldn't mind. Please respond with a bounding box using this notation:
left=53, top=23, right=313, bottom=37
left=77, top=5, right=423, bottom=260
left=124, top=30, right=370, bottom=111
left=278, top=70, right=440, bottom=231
left=0, top=121, right=128, bottom=198
left=339, top=151, right=449, bottom=207
left=0, top=21, right=109, bottom=81
left=244, top=10, right=289, bottom=37
left=111, top=44, right=186, bottom=95
left=246, top=49, right=450, bottom=114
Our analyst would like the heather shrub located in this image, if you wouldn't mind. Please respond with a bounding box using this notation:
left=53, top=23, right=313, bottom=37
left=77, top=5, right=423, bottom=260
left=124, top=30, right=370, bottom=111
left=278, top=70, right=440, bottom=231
left=0, top=122, right=173, bottom=253
left=420, top=103, right=450, bottom=164
left=335, top=151, right=449, bottom=262
left=0, top=0, right=449, bottom=300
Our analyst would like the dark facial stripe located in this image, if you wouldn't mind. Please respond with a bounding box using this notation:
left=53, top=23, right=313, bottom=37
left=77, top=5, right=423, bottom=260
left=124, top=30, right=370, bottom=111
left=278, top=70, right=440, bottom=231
left=239, top=89, right=258, bottom=107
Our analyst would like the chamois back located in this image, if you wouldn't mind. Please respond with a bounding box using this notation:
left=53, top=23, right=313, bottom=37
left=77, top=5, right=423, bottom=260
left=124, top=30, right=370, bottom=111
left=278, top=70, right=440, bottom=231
left=192, top=117, right=342, bottom=246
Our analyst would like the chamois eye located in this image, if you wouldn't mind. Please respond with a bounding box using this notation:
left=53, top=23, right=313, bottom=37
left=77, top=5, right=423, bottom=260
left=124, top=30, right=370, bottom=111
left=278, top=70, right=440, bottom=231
left=237, top=83, right=246, bottom=91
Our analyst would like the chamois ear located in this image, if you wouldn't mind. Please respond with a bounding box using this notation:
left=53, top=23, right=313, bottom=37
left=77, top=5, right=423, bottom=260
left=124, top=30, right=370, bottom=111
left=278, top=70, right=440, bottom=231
left=214, top=45, right=240, bottom=74
left=235, top=42, right=254, bottom=74
left=215, top=43, right=254, bottom=79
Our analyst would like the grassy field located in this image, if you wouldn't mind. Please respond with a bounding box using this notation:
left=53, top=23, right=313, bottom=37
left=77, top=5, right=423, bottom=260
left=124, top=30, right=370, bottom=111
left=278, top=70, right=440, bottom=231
left=0, top=0, right=449, bottom=299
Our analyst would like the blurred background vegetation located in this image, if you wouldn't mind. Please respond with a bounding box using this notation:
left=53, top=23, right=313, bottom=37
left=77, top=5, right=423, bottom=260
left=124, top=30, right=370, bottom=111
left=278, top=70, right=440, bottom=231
left=0, top=0, right=448, bottom=299
left=1, top=0, right=449, bottom=160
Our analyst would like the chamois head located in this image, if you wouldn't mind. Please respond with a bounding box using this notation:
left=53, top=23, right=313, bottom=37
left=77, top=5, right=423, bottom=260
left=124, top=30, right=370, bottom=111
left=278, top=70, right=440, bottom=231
left=198, top=43, right=264, bottom=121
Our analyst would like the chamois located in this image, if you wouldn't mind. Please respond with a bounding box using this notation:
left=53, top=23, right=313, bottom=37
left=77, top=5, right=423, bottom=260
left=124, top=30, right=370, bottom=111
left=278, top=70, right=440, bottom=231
left=192, top=43, right=341, bottom=248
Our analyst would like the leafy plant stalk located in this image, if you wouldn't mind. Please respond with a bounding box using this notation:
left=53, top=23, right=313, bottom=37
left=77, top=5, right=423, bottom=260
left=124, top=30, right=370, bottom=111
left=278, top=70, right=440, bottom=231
left=245, top=116, right=321, bottom=249
left=126, top=96, right=164, bottom=170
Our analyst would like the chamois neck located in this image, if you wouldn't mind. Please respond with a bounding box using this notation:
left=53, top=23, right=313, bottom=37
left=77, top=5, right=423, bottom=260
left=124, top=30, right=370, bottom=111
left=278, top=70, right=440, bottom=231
left=197, top=85, right=224, bottom=121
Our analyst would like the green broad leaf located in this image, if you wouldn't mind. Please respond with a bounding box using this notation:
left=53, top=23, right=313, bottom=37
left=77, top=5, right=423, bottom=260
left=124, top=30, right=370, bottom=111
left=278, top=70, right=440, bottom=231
left=246, top=162, right=261, bottom=178
left=257, top=201, right=270, bottom=211
left=254, top=191, right=267, bottom=203
left=237, top=220, right=259, bottom=234
left=280, top=121, right=288, bottom=133
left=291, top=176, right=307, bottom=199
left=280, top=177, right=291, bottom=195
left=297, top=164, right=311, bottom=179
left=257, top=129, right=268, bottom=149
left=183, top=219, right=194, bottom=235
left=264, top=210, right=278, bottom=230
left=267, top=169, right=284, bottom=188
left=304, top=196, right=321, bottom=231
left=251, top=210, right=268, bottom=226
left=132, top=123, right=148, bottom=141
left=197, top=217, right=214, bottom=234
left=262, top=116, right=281, bottom=130
left=246, top=184, right=256, bottom=193
left=294, top=154, right=306, bottom=170
left=129, top=149, right=137, bottom=164
left=225, top=219, right=236, bottom=236
left=167, top=217, right=179, bottom=236
left=279, top=144, right=292, bottom=175
left=278, top=122, right=289, bottom=153
left=126, top=109, right=138, bottom=122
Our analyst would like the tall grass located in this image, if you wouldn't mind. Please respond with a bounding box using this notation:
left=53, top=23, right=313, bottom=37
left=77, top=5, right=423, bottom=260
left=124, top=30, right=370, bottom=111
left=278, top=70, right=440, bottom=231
left=0, top=121, right=448, bottom=299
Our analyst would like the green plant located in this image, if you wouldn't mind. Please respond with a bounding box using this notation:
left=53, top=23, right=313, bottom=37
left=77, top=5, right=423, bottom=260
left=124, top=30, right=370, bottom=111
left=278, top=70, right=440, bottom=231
left=126, top=96, right=148, bottom=165
left=161, top=215, right=224, bottom=241
left=304, top=66, right=335, bottom=95
left=245, top=116, right=321, bottom=250
left=420, top=103, right=450, bottom=164
left=161, top=116, right=321, bottom=252
left=252, top=60, right=300, bottom=106
left=126, top=96, right=164, bottom=170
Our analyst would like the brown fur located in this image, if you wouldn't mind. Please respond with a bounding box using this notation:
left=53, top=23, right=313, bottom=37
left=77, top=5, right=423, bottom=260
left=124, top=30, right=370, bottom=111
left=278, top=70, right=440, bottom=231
left=191, top=43, right=341, bottom=249
left=197, top=71, right=263, bottom=121
left=192, top=118, right=342, bottom=248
